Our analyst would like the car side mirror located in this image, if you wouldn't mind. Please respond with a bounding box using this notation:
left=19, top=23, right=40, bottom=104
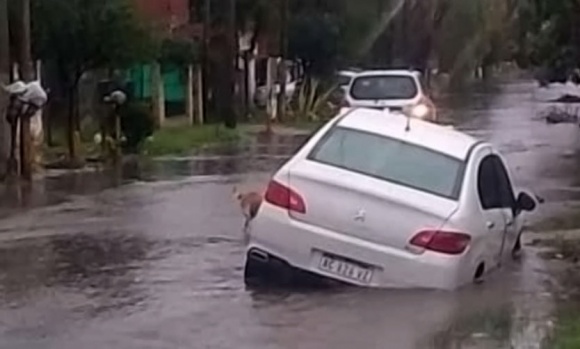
left=516, top=192, right=536, bottom=213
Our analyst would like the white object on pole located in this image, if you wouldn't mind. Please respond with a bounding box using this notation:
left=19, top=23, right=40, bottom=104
left=103, top=90, right=127, bottom=106
left=2, top=81, right=27, bottom=95
left=20, top=80, right=48, bottom=107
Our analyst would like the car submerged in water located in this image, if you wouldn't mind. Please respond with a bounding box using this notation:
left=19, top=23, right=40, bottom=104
left=244, top=108, right=537, bottom=290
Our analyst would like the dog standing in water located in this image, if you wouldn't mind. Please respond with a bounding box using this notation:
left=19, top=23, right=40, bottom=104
left=233, top=187, right=263, bottom=235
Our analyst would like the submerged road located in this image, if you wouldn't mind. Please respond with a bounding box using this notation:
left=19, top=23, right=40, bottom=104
left=0, top=79, right=579, bottom=348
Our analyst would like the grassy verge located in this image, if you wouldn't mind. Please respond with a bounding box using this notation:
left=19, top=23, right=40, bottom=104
left=548, top=308, right=580, bottom=349
left=142, top=124, right=242, bottom=157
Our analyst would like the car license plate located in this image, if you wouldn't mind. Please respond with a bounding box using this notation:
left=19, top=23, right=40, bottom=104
left=318, top=254, right=373, bottom=284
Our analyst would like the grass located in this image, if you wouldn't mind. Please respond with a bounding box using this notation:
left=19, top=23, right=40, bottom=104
left=142, top=124, right=243, bottom=157
left=549, top=311, right=580, bottom=349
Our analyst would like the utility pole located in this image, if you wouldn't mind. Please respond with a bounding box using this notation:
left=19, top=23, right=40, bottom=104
left=16, top=0, right=34, bottom=181
left=0, top=0, right=10, bottom=178
left=276, top=0, right=288, bottom=122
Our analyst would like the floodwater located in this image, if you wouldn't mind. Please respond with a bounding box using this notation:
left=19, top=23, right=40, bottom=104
left=0, top=79, right=579, bottom=348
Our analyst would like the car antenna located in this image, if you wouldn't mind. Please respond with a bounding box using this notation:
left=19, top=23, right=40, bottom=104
left=405, top=113, right=411, bottom=132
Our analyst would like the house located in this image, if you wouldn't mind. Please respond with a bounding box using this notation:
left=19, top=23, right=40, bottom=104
left=130, top=0, right=194, bottom=117
left=133, top=0, right=190, bottom=32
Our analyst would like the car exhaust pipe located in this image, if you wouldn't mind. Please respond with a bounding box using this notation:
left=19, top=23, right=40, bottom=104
left=249, top=249, right=270, bottom=263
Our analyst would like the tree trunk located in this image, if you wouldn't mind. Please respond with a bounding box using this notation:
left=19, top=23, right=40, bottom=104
left=16, top=0, right=34, bottom=180
left=201, top=0, right=211, bottom=122
left=222, top=0, right=237, bottom=129
left=276, top=0, right=288, bottom=122
left=0, top=0, right=10, bottom=178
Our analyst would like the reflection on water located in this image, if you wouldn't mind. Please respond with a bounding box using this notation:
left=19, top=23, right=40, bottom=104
left=0, top=133, right=310, bottom=218
left=0, top=232, right=151, bottom=316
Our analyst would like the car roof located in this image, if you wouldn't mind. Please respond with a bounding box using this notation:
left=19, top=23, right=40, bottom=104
left=336, top=108, right=480, bottom=160
left=337, top=70, right=358, bottom=77
left=353, top=70, right=420, bottom=78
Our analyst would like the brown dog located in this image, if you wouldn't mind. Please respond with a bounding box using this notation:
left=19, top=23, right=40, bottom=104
left=233, top=186, right=263, bottom=232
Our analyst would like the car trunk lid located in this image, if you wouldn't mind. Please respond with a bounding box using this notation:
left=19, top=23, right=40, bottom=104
left=288, top=161, right=458, bottom=251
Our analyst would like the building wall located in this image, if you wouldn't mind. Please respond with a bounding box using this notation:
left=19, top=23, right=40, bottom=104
left=133, top=0, right=190, bottom=29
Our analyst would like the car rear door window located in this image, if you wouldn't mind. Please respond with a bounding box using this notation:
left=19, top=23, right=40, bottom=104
left=308, top=127, right=464, bottom=199
left=492, top=156, right=516, bottom=209
left=477, top=156, right=501, bottom=209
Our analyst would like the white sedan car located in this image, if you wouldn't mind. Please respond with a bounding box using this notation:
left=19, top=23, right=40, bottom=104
left=244, top=108, right=537, bottom=290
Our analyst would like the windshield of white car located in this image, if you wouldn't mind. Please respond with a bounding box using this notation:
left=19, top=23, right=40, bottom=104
left=350, top=75, right=418, bottom=100
left=308, top=127, right=464, bottom=199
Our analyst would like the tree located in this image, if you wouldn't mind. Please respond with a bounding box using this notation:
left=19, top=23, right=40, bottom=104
left=515, top=0, right=580, bottom=84
left=159, top=38, right=200, bottom=69
left=30, top=0, right=156, bottom=162
left=0, top=0, right=9, bottom=177
left=287, top=0, right=342, bottom=77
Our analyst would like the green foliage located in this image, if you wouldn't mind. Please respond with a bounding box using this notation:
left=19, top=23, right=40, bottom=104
left=119, top=102, right=155, bottom=153
left=515, top=0, right=580, bottom=84
left=288, top=13, right=341, bottom=77
left=31, top=0, right=157, bottom=84
left=159, top=38, right=200, bottom=68
left=289, top=78, right=338, bottom=122
left=549, top=312, right=580, bottom=349
left=142, top=125, right=242, bottom=157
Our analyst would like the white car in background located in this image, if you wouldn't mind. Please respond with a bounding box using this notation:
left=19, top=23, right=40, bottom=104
left=344, top=70, right=437, bottom=122
left=244, top=108, right=537, bottom=290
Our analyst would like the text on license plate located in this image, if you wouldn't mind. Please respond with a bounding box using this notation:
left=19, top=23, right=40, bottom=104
left=318, top=254, right=373, bottom=284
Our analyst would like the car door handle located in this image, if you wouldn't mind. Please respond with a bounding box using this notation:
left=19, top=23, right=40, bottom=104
left=486, top=221, right=495, bottom=229
left=506, top=219, right=514, bottom=227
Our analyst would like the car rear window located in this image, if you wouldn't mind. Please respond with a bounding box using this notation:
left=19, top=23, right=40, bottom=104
left=350, top=75, right=418, bottom=100
left=308, top=127, right=464, bottom=199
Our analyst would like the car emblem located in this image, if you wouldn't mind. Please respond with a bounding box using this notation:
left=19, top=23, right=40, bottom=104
left=354, top=209, right=366, bottom=222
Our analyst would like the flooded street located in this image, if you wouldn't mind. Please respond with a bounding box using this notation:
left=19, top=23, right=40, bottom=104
left=0, top=79, right=578, bottom=348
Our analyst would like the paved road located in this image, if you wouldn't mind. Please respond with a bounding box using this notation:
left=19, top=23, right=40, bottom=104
left=0, top=79, right=578, bottom=348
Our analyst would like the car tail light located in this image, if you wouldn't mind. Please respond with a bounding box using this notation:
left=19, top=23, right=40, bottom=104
left=409, top=230, right=471, bottom=255
left=264, top=180, right=306, bottom=214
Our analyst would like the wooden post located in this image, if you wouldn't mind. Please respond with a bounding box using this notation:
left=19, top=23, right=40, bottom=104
left=186, top=64, right=195, bottom=126
left=195, top=65, right=204, bottom=124
left=276, top=0, right=288, bottom=122
left=151, top=62, right=165, bottom=128
left=113, top=106, right=121, bottom=163
left=31, top=60, right=44, bottom=172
